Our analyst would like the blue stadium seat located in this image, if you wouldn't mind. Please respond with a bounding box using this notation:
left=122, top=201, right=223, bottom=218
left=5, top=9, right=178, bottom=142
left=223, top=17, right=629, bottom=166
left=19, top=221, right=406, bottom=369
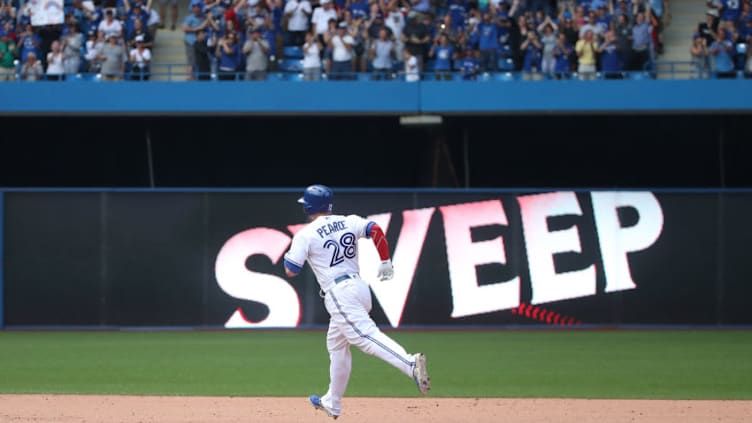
left=283, top=45, right=304, bottom=59
left=627, top=71, right=651, bottom=80
left=356, top=72, right=372, bottom=81
left=424, top=60, right=436, bottom=72
left=453, top=60, right=463, bottom=71
left=497, top=57, right=514, bottom=71
left=279, top=59, right=304, bottom=72
left=266, top=72, right=286, bottom=81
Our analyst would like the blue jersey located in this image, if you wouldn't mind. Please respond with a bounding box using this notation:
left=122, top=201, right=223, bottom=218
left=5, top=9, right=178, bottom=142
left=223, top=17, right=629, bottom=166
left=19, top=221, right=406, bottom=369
left=348, top=0, right=369, bottom=19
left=434, top=45, right=453, bottom=70
left=522, top=42, right=541, bottom=71
left=600, top=43, right=621, bottom=72
left=448, top=0, right=468, bottom=30
left=461, top=57, right=478, bottom=79
left=553, top=44, right=571, bottom=73
left=720, top=0, right=741, bottom=22
left=477, top=22, right=498, bottom=50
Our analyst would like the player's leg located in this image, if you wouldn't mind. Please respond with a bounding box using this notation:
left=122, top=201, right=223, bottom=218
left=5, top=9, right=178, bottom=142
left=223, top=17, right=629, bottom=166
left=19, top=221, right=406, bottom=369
left=327, top=280, right=415, bottom=377
left=318, top=321, right=350, bottom=417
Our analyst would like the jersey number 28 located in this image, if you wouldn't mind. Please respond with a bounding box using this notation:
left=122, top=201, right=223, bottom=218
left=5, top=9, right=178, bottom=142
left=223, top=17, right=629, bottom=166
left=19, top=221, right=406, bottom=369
left=324, top=232, right=356, bottom=267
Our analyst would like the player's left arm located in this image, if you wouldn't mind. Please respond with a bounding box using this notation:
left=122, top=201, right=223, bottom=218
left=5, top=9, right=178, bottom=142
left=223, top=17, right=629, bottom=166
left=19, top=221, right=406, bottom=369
left=364, top=220, right=394, bottom=281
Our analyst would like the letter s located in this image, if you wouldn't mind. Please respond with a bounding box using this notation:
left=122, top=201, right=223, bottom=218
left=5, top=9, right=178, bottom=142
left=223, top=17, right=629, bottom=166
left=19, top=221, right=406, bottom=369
left=215, top=228, right=301, bottom=328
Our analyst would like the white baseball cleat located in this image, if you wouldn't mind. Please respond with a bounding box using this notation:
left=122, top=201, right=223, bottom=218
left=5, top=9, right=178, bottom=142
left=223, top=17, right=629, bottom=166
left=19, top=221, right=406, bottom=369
left=412, top=353, right=431, bottom=395
left=309, top=395, right=339, bottom=420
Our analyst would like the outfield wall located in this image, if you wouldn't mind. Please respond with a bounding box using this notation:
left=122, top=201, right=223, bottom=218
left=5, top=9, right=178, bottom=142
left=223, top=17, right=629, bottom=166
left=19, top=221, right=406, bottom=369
left=2, top=189, right=751, bottom=329
left=1, top=80, right=751, bottom=115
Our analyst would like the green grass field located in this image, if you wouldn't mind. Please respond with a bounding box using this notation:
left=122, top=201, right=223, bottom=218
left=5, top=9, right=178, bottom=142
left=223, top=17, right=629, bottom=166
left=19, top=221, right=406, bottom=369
left=0, top=330, right=750, bottom=399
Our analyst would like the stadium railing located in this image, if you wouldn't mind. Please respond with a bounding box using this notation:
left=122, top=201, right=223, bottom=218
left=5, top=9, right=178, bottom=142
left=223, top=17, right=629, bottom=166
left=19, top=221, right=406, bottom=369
left=6, top=61, right=752, bottom=82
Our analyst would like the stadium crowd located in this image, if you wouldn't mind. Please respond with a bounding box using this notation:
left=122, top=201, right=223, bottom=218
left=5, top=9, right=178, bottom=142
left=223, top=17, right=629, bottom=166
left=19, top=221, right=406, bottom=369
left=0, top=0, right=162, bottom=80
left=1, top=0, right=749, bottom=80
left=180, top=0, right=671, bottom=80
left=691, top=0, right=751, bottom=77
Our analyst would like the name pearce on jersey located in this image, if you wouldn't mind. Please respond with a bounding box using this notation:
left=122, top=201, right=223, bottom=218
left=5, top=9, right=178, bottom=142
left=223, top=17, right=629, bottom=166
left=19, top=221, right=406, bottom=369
left=317, top=221, right=348, bottom=238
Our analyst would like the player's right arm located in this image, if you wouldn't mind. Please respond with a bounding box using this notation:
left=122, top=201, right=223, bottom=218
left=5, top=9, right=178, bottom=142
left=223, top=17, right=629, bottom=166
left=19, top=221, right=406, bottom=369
left=284, top=233, right=308, bottom=278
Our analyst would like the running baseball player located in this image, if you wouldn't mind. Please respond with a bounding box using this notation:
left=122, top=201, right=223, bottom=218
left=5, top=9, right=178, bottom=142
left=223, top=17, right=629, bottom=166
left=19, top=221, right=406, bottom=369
left=284, top=184, right=431, bottom=419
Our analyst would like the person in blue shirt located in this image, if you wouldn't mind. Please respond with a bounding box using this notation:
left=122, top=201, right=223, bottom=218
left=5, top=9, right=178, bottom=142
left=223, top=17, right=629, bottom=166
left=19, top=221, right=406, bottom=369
left=476, top=12, right=498, bottom=71
left=709, top=28, right=735, bottom=78
left=520, top=29, right=542, bottom=78
left=719, top=0, right=741, bottom=24
left=348, top=0, right=369, bottom=21
left=428, top=32, right=455, bottom=80
left=459, top=48, right=479, bottom=79
left=216, top=30, right=241, bottom=80
left=552, top=32, right=573, bottom=79
left=597, top=29, right=623, bottom=78
left=447, top=0, right=468, bottom=31
left=16, top=23, right=40, bottom=62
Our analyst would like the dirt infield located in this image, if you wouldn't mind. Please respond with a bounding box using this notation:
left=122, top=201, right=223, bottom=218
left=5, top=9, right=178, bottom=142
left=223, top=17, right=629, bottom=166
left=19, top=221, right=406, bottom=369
left=1, top=395, right=751, bottom=423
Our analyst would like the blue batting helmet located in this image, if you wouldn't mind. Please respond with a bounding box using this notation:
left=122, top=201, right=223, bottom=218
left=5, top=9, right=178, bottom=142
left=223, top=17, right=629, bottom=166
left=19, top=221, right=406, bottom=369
left=297, top=184, right=334, bottom=215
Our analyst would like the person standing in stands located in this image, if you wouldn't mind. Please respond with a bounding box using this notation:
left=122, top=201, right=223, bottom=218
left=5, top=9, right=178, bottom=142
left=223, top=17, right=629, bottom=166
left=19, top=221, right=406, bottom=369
left=98, top=35, right=125, bottom=80
left=283, top=0, right=312, bottom=46
left=193, top=28, right=212, bottom=79
left=328, top=21, right=354, bottom=80
left=182, top=2, right=207, bottom=80
left=575, top=29, right=597, bottom=79
left=216, top=30, right=241, bottom=80
left=302, top=30, right=322, bottom=80
left=243, top=27, right=269, bottom=80
left=62, top=22, right=83, bottom=76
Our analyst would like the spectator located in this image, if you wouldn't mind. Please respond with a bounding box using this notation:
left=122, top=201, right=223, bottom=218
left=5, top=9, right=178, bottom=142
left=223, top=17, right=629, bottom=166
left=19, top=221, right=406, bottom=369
left=709, top=28, right=735, bottom=78
left=85, top=30, right=105, bottom=72
left=459, top=48, right=479, bottom=80
left=537, top=16, right=557, bottom=77
left=46, top=40, right=65, bottom=80
left=159, top=0, right=178, bottom=31
left=560, top=11, right=578, bottom=47
left=477, top=12, right=499, bottom=72
left=630, top=11, right=650, bottom=71
left=0, top=29, right=16, bottom=81
left=384, top=1, right=405, bottom=59
left=347, top=0, right=369, bottom=21
left=193, top=28, right=212, bottom=79
left=98, top=35, right=125, bottom=80
left=129, top=35, right=151, bottom=80
left=690, top=34, right=710, bottom=78
left=578, top=15, right=602, bottom=39
left=216, top=30, right=241, bottom=80
left=402, top=14, right=430, bottom=69
left=349, top=16, right=368, bottom=72
left=62, top=22, right=83, bottom=75
left=597, top=29, right=623, bottom=78
left=428, top=32, right=454, bottom=80
left=648, top=0, right=669, bottom=54
left=614, top=13, right=631, bottom=61
left=371, top=26, right=395, bottom=79
left=302, top=30, right=322, bottom=80
left=403, top=47, right=420, bottom=81
left=312, top=0, right=337, bottom=41
left=17, top=24, right=41, bottom=63
left=520, top=30, right=542, bottom=79
left=611, top=0, right=634, bottom=23
left=21, top=51, right=43, bottom=80
left=243, top=27, right=269, bottom=80
left=127, top=18, right=153, bottom=50
left=283, top=0, right=312, bottom=46
left=182, top=2, right=207, bottom=80
left=575, top=29, right=597, bottom=79
left=321, top=18, right=337, bottom=74
left=718, top=0, right=742, bottom=25
left=124, top=0, right=151, bottom=35
left=698, top=8, right=719, bottom=45
left=329, top=20, right=354, bottom=80
left=552, top=32, right=573, bottom=78
left=98, top=10, right=123, bottom=39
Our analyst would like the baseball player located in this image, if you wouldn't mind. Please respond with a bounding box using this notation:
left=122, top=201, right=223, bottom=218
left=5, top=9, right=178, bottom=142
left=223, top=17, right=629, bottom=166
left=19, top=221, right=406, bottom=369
left=284, top=184, right=431, bottom=419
